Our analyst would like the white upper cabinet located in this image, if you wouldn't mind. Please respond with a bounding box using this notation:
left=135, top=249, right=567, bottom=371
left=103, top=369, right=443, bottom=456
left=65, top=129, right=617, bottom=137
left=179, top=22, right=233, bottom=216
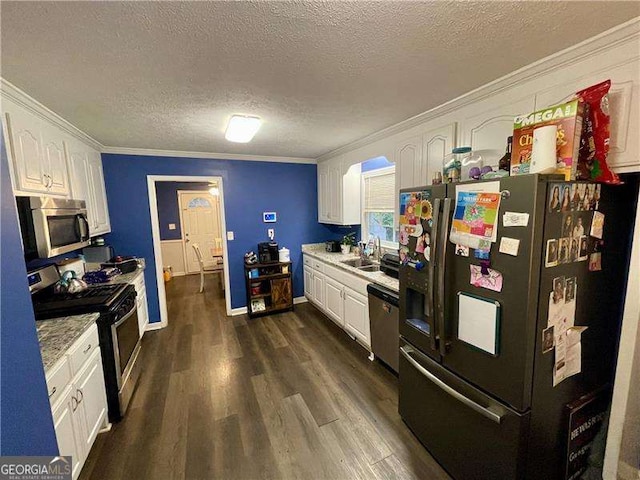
left=394, top=122, right=456, bottom=192
left=317, top=162, right=330, bottom=222
left=459, top=95, right=535, bottom=168
left=3, top=101, right=70, bottom=196
left=66, top=140, right=111, bottom=237
left=533, top=61, right=640, bottom=172
left=87, top=151, right=111, bottom=236
left=41, top=124, right=70, bottom=195
left=395, top=136, right=423, bottom=190
left=317, top=156, right=361, bottom=225
left=423, top=123, right=456, bottom=186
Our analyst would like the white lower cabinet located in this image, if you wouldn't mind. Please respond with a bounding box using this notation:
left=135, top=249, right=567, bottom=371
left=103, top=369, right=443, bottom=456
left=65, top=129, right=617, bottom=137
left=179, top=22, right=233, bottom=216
left=304, top=260, right=326, bottom=309
left=51, top=388, right=84, bottom=480
left=343, top=288, right=370, bottom=347
left=129, top=272, right=149, bottom=336
left=47, top=325, right=107, bottom=480
left=303, top=254, right=372, bottom=349
left=324, top=277, right=345, bottom=327
left=312, top=271, right=325, bottom=308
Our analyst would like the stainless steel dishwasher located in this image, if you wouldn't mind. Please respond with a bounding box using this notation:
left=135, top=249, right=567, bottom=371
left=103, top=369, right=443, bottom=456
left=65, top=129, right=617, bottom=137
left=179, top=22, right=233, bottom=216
left=367, top=283, right=400, bottom=373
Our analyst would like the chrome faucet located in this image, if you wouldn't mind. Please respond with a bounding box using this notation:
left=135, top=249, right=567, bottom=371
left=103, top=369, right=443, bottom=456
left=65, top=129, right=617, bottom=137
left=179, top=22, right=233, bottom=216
left=373, top=236, right=382, bottom=262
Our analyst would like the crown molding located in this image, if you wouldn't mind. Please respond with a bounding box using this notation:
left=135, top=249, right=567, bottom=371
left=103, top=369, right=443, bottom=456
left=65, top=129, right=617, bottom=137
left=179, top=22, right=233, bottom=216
left=0, top=78, right=104, bottom=151
left=316, top=16, right=640, bottom=163
left=101, top=146, right=316, bottom=164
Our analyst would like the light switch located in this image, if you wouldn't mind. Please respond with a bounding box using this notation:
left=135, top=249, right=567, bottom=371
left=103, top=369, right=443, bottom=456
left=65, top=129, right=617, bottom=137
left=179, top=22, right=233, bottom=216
left=168, top=223, right=176, bottom=230
left=227, top=231, right=235, bottom=241
left=268, top=228, right=275, bottom=240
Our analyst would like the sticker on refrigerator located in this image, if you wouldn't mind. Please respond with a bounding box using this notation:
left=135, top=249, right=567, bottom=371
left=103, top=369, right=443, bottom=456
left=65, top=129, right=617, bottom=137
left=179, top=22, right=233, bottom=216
left=499, top=237, right=520, bottom=256
left=588, top=252, right=602, bottom=271
left=449, top=191, right=501, bottom=249
left=455, top=244, right=469, bottom=257
left=542, top=325, right=555, bottom=353
left=578, top=236, right=589, bottom=261
left=545, top=239, right=559, bottom=267
left=457, top=292, right=501, bottom=356
left=469, top=265, right=503, bottom=292
left=559, top=238, right=571, bottom=264
left=503, top=211, right=529, bottom=227
left=590, top=211, right=605, bottom=239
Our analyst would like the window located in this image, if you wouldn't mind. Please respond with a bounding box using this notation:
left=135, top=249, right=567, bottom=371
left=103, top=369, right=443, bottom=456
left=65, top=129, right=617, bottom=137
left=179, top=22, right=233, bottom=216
left=361, top=166, right=396, bottom=248
left=187, top=197, right=212, bottom=208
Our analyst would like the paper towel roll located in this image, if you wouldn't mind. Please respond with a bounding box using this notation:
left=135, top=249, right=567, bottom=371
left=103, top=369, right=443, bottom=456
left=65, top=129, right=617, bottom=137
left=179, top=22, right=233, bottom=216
left=530, top=125, right=558, bottom=174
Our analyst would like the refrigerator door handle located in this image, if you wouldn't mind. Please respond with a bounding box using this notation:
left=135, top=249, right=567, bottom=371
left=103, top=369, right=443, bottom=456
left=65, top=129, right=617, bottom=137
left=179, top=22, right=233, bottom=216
left=427, top=198, right=441, bottom=352
left=400, top=345, right=503, bottom=424
left=437, top=197, right=452, bottom=356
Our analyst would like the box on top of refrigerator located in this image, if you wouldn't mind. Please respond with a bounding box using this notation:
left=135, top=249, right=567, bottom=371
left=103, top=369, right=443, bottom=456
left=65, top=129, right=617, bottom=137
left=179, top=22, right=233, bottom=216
left=511, top=99, right=584, bottom=180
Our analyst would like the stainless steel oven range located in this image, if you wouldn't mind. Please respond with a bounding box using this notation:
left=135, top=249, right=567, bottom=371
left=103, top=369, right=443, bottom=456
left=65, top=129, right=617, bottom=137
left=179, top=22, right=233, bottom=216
left=30, top=264, right=141, bottom=422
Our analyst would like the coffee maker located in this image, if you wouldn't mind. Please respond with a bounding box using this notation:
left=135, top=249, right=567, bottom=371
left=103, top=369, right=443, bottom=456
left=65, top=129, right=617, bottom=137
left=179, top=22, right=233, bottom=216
left=258, top=241, right=279, bottom=263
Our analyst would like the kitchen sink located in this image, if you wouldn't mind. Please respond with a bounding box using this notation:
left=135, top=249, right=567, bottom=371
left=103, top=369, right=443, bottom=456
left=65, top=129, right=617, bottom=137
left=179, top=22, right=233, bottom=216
left=358, top=264, right=381, bottom=272
left=341, top=258, right=376, bottom=268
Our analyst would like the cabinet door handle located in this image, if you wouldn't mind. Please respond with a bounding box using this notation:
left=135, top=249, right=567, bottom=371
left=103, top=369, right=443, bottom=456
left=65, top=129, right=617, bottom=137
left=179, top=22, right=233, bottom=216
left=83, top=343, right=92, bottom=354
left=48, top=386, right=57, bottom=398
left=71, top=396, right=78, bottom=412
left=76, top=389, right=84, bottom=404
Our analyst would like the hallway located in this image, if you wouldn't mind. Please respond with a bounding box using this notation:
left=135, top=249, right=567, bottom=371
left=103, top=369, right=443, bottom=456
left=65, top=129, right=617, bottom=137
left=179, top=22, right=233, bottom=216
left=80, top=274, right=450, bottom=479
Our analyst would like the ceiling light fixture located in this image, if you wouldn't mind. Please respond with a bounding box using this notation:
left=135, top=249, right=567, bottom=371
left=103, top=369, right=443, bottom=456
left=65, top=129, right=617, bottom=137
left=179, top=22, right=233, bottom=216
left=209, top=186, right=220, bottom=196
left=225, top=115, right=262, bottom=143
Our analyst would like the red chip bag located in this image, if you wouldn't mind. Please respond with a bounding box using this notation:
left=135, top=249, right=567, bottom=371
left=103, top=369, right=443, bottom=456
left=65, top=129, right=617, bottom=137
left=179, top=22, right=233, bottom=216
left=575, top=80, right=621, bottom=184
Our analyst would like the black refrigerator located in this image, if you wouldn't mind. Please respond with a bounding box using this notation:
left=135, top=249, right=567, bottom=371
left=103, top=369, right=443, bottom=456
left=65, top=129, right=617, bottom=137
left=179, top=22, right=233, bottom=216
left=397, top=174, right=637, bottom=480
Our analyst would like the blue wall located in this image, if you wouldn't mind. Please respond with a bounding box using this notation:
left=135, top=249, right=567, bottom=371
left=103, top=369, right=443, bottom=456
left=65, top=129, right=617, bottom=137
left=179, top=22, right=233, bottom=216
left=361, top=156, right=393, bottom=172
left=156, top=182, right=210, bottom=240
left=102, top=154, right=351, bottom=321
left=0, top=132, right=58, bottom=455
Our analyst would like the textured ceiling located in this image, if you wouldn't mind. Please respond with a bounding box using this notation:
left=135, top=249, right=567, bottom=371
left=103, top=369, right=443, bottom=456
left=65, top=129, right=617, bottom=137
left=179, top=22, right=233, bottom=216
left=1, top=1, right=638, bottom=159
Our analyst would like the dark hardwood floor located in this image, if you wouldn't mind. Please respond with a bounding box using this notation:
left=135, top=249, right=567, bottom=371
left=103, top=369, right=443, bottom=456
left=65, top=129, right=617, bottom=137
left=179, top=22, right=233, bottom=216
left=80, top=274, right=450, bottom=480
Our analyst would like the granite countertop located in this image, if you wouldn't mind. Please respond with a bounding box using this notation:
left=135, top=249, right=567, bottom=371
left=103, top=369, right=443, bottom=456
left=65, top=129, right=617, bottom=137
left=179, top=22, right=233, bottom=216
left=36, top=313, right=100, bottom=371
left=105, top=267, right=144, bottom=285
left=302, top=244, right=399, bottom=292
left=89, top=258, right=145, bottom=285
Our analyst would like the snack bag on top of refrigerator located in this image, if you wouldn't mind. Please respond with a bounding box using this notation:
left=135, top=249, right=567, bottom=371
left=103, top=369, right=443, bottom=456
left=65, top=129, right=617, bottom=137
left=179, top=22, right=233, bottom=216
left=575, top=80, right=621, bottom=184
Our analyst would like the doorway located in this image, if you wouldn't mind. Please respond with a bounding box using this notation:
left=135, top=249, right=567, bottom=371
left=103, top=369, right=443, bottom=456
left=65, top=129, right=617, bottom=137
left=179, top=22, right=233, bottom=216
left=148, top=175, right=231, bottom=328
left=178, top=189, right=223, bottom=274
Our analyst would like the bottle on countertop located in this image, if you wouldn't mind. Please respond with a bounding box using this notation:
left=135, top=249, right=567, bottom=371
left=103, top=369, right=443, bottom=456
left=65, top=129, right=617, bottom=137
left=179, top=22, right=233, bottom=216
left=498, top=136, right=513, bottom=173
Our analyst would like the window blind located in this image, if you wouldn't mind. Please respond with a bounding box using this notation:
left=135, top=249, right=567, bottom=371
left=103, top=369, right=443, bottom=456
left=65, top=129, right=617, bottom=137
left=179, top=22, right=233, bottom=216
left=363, top=171, right=395, bottom=211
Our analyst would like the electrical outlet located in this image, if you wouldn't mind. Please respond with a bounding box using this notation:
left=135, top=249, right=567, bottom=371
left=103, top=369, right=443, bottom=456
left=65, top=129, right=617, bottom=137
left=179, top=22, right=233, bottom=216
left=268, top=228, right=275, bottom=240
left=227, top=231, right=234, bottom=241
left=168, top=223, right=176, bottom=230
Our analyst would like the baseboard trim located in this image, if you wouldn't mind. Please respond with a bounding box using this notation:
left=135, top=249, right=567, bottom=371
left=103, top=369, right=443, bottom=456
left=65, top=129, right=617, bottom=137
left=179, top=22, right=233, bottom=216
left=618, top=460, right=640, bottom=480
left=145, top=321, right=167, bottom=331
left=293, top=296, right=308, bottom=305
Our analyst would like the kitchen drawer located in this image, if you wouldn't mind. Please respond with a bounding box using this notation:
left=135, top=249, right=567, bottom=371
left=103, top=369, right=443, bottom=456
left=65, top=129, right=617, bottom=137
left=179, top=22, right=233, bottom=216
left=303, top=255, right=312, bottom=267
left=45, top=356, right=71, bottom=407
left=67, top=325, right=99, bottom=376
left=311, top=259, right=324, bottom=272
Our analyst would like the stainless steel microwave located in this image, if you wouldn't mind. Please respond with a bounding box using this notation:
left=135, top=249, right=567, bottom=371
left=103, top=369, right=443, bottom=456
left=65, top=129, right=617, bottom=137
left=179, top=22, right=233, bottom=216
left=16, top=196, right=91, bottom=260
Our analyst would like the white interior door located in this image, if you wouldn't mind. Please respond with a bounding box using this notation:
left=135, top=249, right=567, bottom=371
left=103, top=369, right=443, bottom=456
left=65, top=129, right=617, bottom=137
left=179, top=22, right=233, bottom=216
left=179, top=191, right=222, bottom=274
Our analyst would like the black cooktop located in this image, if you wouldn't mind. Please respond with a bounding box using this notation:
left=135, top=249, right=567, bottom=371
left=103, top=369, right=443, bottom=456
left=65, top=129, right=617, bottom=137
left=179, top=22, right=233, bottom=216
left=33, top=283, right=132, bottom=320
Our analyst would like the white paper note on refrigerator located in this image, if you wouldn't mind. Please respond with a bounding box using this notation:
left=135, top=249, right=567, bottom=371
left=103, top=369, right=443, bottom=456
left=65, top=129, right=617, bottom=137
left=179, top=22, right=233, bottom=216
left=457, top=293, right=500, bottom=355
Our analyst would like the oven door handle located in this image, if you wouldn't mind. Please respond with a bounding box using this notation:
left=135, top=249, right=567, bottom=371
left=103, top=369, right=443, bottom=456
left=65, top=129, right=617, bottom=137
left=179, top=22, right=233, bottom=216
left=113, top=305, right=137, bottom=328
